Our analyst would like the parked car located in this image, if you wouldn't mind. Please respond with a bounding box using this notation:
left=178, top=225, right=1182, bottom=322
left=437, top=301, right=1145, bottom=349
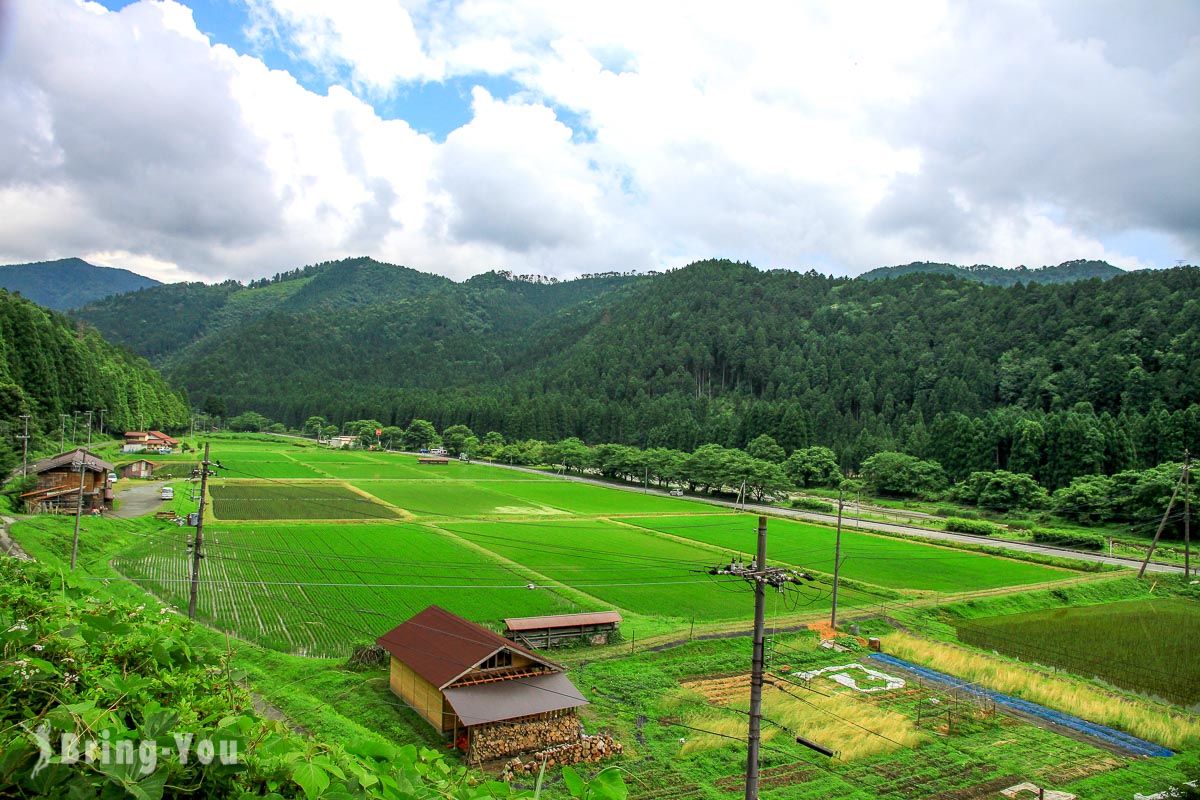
left=669, top=489, right=685, bottom=497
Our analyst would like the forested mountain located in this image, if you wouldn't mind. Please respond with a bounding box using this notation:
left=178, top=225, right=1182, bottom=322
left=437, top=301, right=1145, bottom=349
left=68, top=257, right=1200, bottom=489
left=0, top=258, right=160, bottom=310
left=861, top=259, right=1124, bottom=286
left=0, top=289, right=189, bottom=473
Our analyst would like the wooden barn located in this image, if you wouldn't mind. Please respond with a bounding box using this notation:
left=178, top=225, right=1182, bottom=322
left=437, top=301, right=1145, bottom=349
left=21, top=449, right=115, bottom=514
left=376, top=606, right=588, bottom=762
left=504, top=611, right=622, bottom=649
left=118, top=459, right=156, bottom=479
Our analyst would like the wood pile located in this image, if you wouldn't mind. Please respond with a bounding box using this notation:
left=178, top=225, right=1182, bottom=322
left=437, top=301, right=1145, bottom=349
left=500, top=734, right=623, bottom=780
left=470, top=714, right=583, bottom=762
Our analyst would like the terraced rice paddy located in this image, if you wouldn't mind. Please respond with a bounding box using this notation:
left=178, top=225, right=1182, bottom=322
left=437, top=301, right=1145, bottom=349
left=112, top=439, right=1093, bottom=656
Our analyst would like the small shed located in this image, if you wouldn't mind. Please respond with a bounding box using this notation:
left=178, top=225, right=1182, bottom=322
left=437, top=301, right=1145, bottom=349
left=377, top=606, right=588, bottom=762
left=21, top=449, right=115, bottom=514
left=118, top=459, right=156, bottom=479
left=504, top=611, right=623, bottom=649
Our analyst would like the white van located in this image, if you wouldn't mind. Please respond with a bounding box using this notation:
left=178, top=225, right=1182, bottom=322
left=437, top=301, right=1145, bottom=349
left=160, top=487, right=174, bottom=501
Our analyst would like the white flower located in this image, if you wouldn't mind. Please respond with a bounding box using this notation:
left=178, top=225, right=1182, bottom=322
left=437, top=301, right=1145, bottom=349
left=31, top=644, right=43, bottom=651
left=7, top=624, right=29, bottom=633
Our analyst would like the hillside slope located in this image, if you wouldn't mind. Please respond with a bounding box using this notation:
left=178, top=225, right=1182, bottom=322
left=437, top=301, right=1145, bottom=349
left=0, top=257, right=160, bottom=310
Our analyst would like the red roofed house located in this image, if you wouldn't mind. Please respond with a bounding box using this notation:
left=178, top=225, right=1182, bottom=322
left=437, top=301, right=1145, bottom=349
left=377, top=605, right=588, bottom=762
left=123, top=431, right=179, bottom=453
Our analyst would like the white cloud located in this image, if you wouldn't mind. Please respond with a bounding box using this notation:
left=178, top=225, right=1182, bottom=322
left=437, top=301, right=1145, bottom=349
left=0, top=0, right=1196, bottom=283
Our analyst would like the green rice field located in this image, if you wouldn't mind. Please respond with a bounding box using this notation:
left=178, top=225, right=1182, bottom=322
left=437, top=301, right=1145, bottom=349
left=954, top=598, right=1200, bottom=707
left=627, top=515, right=1073, bottom=592
left=110, top=438, right=1096, bottom=657
left=210, top=483, right=399, bottom=520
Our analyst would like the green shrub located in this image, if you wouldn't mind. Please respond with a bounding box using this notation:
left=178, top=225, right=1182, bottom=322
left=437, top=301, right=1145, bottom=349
left=1030, top=528, right=1107, bottom=550
left=790, top=497, right=836, bottom=513
left=945, top=517, right=1002, bottom=536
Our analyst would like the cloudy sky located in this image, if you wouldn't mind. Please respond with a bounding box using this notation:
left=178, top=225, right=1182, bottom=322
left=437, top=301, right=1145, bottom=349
left=0, top=0, right=1196, bottom=284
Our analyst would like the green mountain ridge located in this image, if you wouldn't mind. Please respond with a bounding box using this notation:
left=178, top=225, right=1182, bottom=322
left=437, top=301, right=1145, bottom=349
left=0, top=257, right=161, bottom=311
left=861, top=258, right=1125, bottom=285
left=54, top=255, right=1200, bottom=490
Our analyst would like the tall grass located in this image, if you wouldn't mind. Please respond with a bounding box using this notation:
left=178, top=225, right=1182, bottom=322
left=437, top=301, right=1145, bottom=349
left=674, top=682, right=924, bottom=761
left=882, top=631, right=1200, bottom=749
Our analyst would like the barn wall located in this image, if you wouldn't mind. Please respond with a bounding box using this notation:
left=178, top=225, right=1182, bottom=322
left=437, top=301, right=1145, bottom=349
left=388, top=657, right=447, bottom=732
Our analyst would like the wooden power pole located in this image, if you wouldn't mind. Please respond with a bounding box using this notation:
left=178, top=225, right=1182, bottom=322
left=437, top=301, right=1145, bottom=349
left=188, top=442, right=213, bottom=620
left=1138, top=459, right=1188, bottom=578
left=709, top=517, right=812, bottom=799
left=69, top=411, right=93, bottom=570
left=831, top=487, right=844, bottom=629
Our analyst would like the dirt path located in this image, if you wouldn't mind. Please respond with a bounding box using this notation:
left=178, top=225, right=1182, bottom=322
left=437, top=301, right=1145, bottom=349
left=0, top=515, right=34, bottom=561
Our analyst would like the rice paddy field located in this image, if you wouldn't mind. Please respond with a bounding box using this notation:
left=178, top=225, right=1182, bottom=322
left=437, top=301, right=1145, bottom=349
left=112, top=438, right=1097, bottom=657
left=953, top=598, right=1200, bottom=708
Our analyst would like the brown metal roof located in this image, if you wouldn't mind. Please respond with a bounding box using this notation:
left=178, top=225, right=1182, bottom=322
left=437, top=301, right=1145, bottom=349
left=27, top=449, right=115, bottom=476
left=504, top=611, right=623, bottom=632
left=376, top=606, right=561, bottom=690
left=442, top=673, right=587, bottom=727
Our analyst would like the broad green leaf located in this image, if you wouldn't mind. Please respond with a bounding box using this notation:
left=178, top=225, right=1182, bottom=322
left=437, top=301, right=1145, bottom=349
left=561, top=765, right=585, bottom=797
left=589, top=768, right=629, bottom=800
left=293, top=761, right=331, bottom=800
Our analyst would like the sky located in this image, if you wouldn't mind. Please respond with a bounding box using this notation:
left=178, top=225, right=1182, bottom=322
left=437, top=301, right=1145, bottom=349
left=0, top=1, right=1196, bottom=284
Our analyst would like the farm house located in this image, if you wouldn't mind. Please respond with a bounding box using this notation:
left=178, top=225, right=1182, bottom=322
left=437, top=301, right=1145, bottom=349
left=122, top=431, right=179, bottom=453
left=118, top=459, right=156, bottom=479
left=20, top=449, right=115, bottom=514
left=376, top=605, right=589, bottom=762
left=504, top=611, right=622, bottom=649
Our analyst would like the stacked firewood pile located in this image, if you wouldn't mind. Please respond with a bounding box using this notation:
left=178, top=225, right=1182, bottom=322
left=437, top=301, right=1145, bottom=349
left=500, top=734, right=623, bottom=780
left=469, top=714, right=584, bottom=762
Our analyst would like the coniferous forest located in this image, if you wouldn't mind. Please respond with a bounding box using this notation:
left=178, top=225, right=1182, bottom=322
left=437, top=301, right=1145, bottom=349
left=64, top=258, right=1200, bottom=494
left=0, top=289, right=189, bottom=474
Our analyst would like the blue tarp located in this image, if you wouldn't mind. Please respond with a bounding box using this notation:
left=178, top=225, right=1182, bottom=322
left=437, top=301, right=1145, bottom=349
left=868, top=653, right=1173, bottom=758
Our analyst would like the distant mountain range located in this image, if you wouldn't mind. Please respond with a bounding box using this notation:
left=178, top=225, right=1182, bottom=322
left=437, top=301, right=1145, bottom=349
left=3, top=252, right=1197, bottom=492
left=0, top=258, right=161, bottom=310
left=860, top=259, right=1124, bottom=285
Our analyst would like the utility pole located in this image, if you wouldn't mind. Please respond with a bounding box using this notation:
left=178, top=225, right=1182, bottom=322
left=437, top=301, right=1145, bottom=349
left=69, top=411, right=93, bottom=570
left=188, top=442, right=213, bottom=620
left=831, top=486, right=844, bottom=629
left=709, top=517, right=812, bottom=800
left=1184, top=451, right=1191, bottom=577
left=1137, top=460, right=1187, bottom=578
left=17, top=415, right=30, bottom=477
left=98, top=409, right=107, bottom=440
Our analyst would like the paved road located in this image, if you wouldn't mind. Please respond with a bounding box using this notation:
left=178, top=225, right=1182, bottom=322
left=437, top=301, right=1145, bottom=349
left=110, top=480, right=170, bottom=518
